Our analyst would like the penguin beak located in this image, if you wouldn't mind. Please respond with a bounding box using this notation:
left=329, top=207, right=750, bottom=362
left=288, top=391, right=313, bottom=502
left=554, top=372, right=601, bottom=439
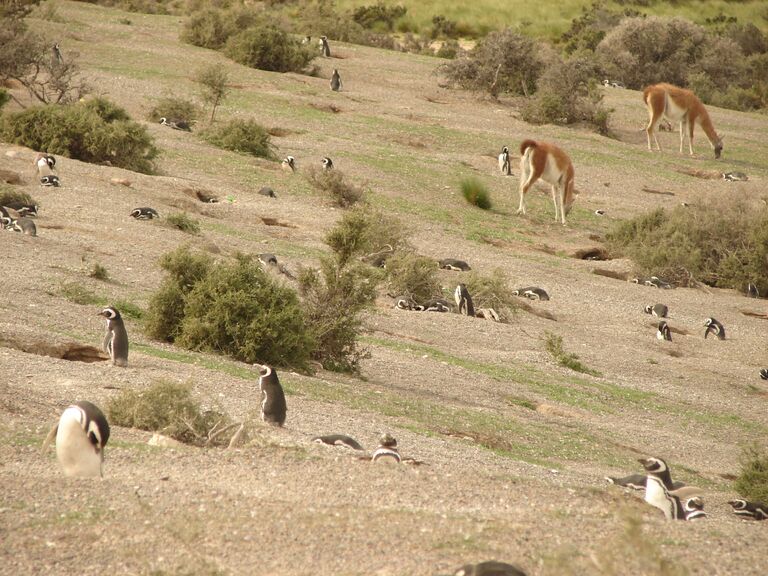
left=637, top=458, right=651, bottom=469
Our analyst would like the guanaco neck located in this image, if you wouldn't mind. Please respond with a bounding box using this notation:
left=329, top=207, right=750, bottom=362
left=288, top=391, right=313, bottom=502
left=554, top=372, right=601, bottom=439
left=694, top=106, right=720, bottom=146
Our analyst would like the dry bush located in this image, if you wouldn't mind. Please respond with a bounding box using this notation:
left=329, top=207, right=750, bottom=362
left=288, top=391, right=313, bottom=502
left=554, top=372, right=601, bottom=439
left=306, top=167, right=365, bottom=208
left=0, top=186, right=35, bottom=207
left=464, top=269, right=518, bottom=322
left=325, top=204, right=410, bottom=267
left=384, top=251, right=441, bottom=304
left=147, top=96, right=200, bottom=124
left=735, top=444, right=768, bottom=503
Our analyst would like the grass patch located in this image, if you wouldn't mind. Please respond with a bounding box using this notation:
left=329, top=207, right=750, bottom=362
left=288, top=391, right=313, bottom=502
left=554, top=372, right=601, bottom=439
left=113, top=299, right=143, bottom=320
left=60, top=283, right=106, bottom=306
left=166, top=212, right=201, bottom=234
left=0, top=187, right=35, bottom=207
left=460, top=177, right=491, bottom=209
left=89, top=263, right=110, bottom=281
left=544, top=332, right=601, bottom=377
left=199, top=119, right=276, bottom=159
left=735, top=444, right=768, bottom=503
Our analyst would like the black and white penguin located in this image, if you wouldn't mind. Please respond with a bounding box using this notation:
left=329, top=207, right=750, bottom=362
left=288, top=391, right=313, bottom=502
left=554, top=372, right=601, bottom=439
left=423, top=299, right=452, bottom=313
left=256, top=364, right=287, bottom=426
left=747, top=283, right=759, bottom=298
left=594, top=209, right=606, bottom=216
left=728, top=499, right=768, bottom=520
left=98, top=306, right=129, bottom=367
left=683, top=496, right=707, bottom=520
left=453, top=560, right=527, bottom=576
left=760, top=368, right=768, bottom=381
left=605, top=473, right=687, bottom=491
left=498, top=146, right=511, bottom=176
left=130, top=207, right=159, bottom=220
left=319, top=35, right=331, bottom=57
left=371, top=433, right=400, bottom=463
left=281, top=156, right=296, bottom=173
left=645, top=276, right=672, bottom=289
left=258, top=186, right=277, bottom=198
left=454, top=284, right=475, bottom=317
left=40, top=175, right=60, bottom=187
left=438, top=258, right=471, bottom=271
left=302, top=35, right=312, bottom=44
left=35, top=152, right=56, bottom=174
left=4, top=202, right=38, bottom=217
left=513, top=287, right=550, bottom=301
left=12, top=218, right=36, bottom=236
left=638, top=457, right=702, bottom=520
left=322, top=157, right=334, bottom=170
left=722, top=171, right=748, bottom=182
left=258, top=253, right=278, bottom=267
left=45, top=401, right=110, bottom=478
left=703, top=317, right=725, bottom=340
left=330, top=69, right=342, bottom=92
left=159, top=117, right=192, bottom=131
left=644, top=303, right=668, bottom=318
left=312, top=434, right=364, bottom=451
left=657, top=321, right=672, bottom=341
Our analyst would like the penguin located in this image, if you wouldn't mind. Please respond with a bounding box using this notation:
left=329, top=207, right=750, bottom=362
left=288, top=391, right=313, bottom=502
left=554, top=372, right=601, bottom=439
left=638, top=457, right=702, bottom=520
left=43, top=401, right=110, bottom=478
left=322, top=157, right=334, bottom=170
left=760, top=368, right=768, bottom=381
left=302, top=35, right=312, bottom=44
left=747, top=283, right=759, bottom=298
left=455, top=284, right=475, bottom=317
left=722, top=171, right=748, bottom=182
left=281, top=156, right=296, bottom=173
left=683, top=496, right=707, bottom=520
left=256, top=364, right=287, bottom=426
left=130, top=207, right=159, bottom=220
left=312, top=434, right=364, bottom=451
left=452, top=560, right=527, bottom=576
left=12, top=218, right=36, bottom=236
left=605, top=473, right=687, bottom=491
left=512, top=287, right=550, bottom=301
left=319, top=35, right=331, bottom=57
left=644, top=303, right=668, bottom=318
left=258, top=253, right=278, bottom=267
left=594, top=209, right=606, bottom=216
left=52, top=43, right=63, bottom=65
left=159, top=117, right=192, bottom=131
left=4, top=202, right=38, bottom=217
left=703, top=317, right=725, bottom=340
left=438, top=258, right=471, bottom=271
left=422, top=299, right=452, bottom=313
left=395, top=296, right=418, bottom=311
left=728, top=499, right=768, bottom=520
left=498, top=146, right=511, bottom=176
left=98, top=306, right=129, bottom=367
left=330, top=69, right=342, bottom=92
left=371, top=433, right=400, bottom=463
left=40, top=175, right=60, bottom=187
left=645, top=276, right=672, bottom=289
left=258, top=186, right=277, bottom=198
left=657, top=321, right=672, bottom=341
left=35, top=153, right=56, bottom=174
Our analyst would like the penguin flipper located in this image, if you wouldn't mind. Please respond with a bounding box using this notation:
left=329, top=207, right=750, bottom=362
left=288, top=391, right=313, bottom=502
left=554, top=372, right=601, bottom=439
left=41, top=423, right=59, bottom=454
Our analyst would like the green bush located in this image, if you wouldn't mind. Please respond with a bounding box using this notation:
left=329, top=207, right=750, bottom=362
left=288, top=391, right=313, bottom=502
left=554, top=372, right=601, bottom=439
left=224, top=27, right=315, bottom=73
left=147, top=96, right=200, bottom=124
left=1, top=101, right=158, bottom=173
left=606, top=200, right=768, bottom=293
left=181, top=6, right=261, bottom=50
left=166, top=212, right=201, bottom=234
left=460, top=177, right=491, bottom=209
left=325, top=205, right=410, bottom=267
left=307, top=167, right=365, bottom=208
left=83, top=96, right=131, bottom=123
left=735, top=445, right=768, bottom=503
left=0, top=187, right=35, bottom=207
left=200, top=119, right=276, bottom=159
left=384, top=251, right=441, bottom=304
left=0, top=88, right=10, bottom=111
left=464, top=269, right=518, bottom=322
left=352, top=3, right=407, bottom=31
left=107, top=380, right=233, bottom=447
left=298, top=256, right=378, bottom=372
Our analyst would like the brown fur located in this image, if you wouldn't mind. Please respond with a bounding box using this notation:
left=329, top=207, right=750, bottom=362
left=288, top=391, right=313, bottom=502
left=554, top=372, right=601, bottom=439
left=517, top=140, right=576, bottom=225
left=643, top=83, right=722, bottom=158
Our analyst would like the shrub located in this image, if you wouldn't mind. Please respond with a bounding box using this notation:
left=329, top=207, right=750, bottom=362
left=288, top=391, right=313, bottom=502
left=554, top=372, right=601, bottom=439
left=464, top=269, right=518, bottom=322
left=606, top=200, right=768, bottom=293
left=224, top=27, right=315, bottom=73
left=460, top=177, right=491, bottom=209
left=440, top=29, right=548, bottom=97
left=435, top=40, right=461, bottom=60
left=352, top=3, right=407, bottom=31
left=557, top=3, right=637, bottom=55
left=1, top=101, right=158, bottom=173
left=307, top=167, right=365, bottom=208
left=147, top=96, right=200, bottom=124
left=166, top=212, right=201, bottom=234
left=180, top=8, right=230, bottom=49
left=200, top=119, right=276, bottom=158
left=89, top=263, right=110, bottom=281
left=196, top=64, right=230, bottom=123
left=0, top=187, right=35, bottom=207
left=384, top=251, right=441, bottom=304
left=0, top=88, right=10, bottom=111
left=325, top=205, right=410, bottom=267
left=544, top=332, right=601, bottom=376
left=107, top=380, right=234, bottom=447
left=83, top=96, right=131, bottom=123
left=298, top=256, right=378, bottom=372
left=735, top=444, right=768, bottom=503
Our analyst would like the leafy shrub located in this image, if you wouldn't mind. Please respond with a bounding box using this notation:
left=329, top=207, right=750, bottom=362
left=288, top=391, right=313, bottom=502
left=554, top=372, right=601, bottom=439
left=298, top=256, right=378, bottom=372
left=307, top=167, right=365, bottom=208
left=606, top=199, right=768, bottom=293
left=83, top=96, right=131, bottom=123
left=735, top=444, right=768, bottom=503
left=521, top=56, right=611, bottom=133
left=196, top=64, right=230, bottom=123
left=0, top=187, right=35, bottom=207
left=0, top=88, right=10, bottom=111
left=557, top=3, right=637, bottom=55
left=107, top=380, right=234, bottom=447
left=441, top=29, right=548, bottom=97
left=384, top=251, right=441, bottom=304
left=460, top=177, right=491, bottom=209
left=180, top=8, right=230, bottom=49
left=166, top=212, right=201, bottom=234
left=200, top=119, right=276, bottom=159
left=325, top=205, right=410, bottom=267
left=1, top=101, right=158, bottom=173
left=464, top=269, right=518, bottom=322
left=352, top=2, right=407, bottom=31
left=435, top=40, right=461, bottom=60
left=224, top=27, right=315, bottom=73
left=147, top=96, right=200, bottom=124
left=544, top=332, right=601, bottom=376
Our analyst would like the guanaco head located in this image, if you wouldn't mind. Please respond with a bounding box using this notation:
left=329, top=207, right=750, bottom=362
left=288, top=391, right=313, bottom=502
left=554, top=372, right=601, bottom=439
left=714, top=138, right=723, bottom=159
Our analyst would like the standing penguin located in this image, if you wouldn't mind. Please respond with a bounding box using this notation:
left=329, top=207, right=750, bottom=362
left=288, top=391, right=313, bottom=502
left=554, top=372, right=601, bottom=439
left=455, top=283, right=475, bottom=317
left=52, top=43, right=64, bottom=65
left=703, top=317, right=725, bottom=340
left=281, top=156, right=296, bottom=173
left=43, top=401, right=110, bottom=478
left=256, top=364, right=287, bottom=426
left=322, top=157, right=334, bottom=170
left=98, top=306, right=129, bottom=367
left=319, top=35, right=331, bottom=57
left=498, top=146, right=511, bottom=176
left=330, top=69, right=342, bottom=92
left=656, top=321, right=672, bottom=341
left=35, top=153, right=56, bottom=175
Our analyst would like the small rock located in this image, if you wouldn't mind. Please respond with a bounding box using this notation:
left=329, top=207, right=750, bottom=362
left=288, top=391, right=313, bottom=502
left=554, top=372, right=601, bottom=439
left=110, top=177, right=132, bottom=187
left=148, top=433, right=182, bottom=448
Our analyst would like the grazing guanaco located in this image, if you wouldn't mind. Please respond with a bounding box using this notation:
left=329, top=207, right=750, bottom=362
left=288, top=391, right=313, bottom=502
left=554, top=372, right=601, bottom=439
left=643, top=83, right=723, bottom=159
left=517, top=140, right=576, bottom=225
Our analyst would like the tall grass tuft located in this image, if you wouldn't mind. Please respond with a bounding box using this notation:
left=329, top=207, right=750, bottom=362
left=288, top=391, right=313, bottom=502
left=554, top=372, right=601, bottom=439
left=461, top=177, right=492, bottom=209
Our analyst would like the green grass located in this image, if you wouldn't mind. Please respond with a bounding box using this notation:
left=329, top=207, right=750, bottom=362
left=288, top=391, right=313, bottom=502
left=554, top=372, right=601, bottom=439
left=544, top=332, right=602, bottom=377
left=59, top=283, right=107, bottom=306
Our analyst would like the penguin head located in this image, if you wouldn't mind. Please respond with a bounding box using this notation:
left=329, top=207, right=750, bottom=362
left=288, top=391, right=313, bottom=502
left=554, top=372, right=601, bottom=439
left=644, top=304, right=653, bottom=314
left=502, top=146, right=508, bottom=154
left=98, top=306, right=122, bottom=321
left=322, top=157, right=333, bottom=169
left=703, top=318, right=714, bottom=327
left=159, top=117, right=168, bottom=125
left=728, top=499, right=748, bottom=510
left=638, top=456, right=668, bottom=474
left=378, top=433, right=397, bottom=448
left=685, top=496, right=704, bottom=511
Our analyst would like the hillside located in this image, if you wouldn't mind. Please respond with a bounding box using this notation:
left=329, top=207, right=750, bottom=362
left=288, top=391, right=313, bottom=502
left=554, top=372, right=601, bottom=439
left=2, top=2, right=768, bottom=575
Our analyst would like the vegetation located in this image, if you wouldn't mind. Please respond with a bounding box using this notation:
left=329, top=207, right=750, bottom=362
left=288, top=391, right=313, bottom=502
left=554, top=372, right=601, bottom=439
left=307, top=167, right=366, bottom=208
left=89, top=263, right=110, bottom=281
left=166, top=212, right=201, bottom=234
left=195, top=64, right=230, bottom=123
left=384, top=251, right=441, bottom=304
left=224, top=27, right=315, bottom=73
left=735, top=444, right=768, bottom=503
left=606, top=201, right=768, bottom=293
left=107, top=380, right=235, bottom=447
left=325, top=205, right=410, bottom=267
left=1, top=99, right=158, bottom=173
left=147, top=96, right=200, bottom=125
left=199, top=119, right=276, bottom=159
left=464, top=269, right=518, bottom=322
left=352, top=2, right=407, bottom=31
left=544, top=332, right=601, bottom=376
left=0, top=187, right=35, bottom=207
left=460, top=177, right=492, bottom=209
left=59, top=283, right=104, bottom=306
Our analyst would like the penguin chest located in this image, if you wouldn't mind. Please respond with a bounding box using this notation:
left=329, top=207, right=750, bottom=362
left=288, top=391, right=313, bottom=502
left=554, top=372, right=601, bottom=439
left=55, top=413, right=101, bottom=478
left=645, top=477, right=675, bottom=519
